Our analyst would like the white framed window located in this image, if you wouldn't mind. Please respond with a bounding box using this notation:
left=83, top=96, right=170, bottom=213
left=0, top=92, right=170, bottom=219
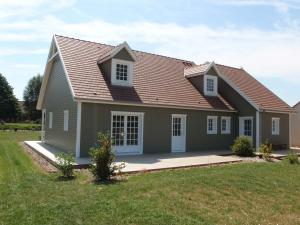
left=204, top=75, right=218, bottom=96
left=63, top=110, right=69, bottom=131
left=111, top=59, right=133, bottom=87
left=207, top=116, right=218, bottom=134
left=111, top=111, right=144, bottom=154
left=49, top=112, right=53, bottom=129
left=221, top=116, right=231, bottom=134
left=272, top=117, right=280, bottom=135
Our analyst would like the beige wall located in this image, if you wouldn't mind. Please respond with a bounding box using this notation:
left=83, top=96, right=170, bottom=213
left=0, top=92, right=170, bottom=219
left=291, top=104, right=300, bottom=147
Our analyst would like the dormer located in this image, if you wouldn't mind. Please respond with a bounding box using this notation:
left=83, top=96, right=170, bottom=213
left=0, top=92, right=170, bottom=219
left=98, top=42, right=136, bottom=87
left=184, top=62, right=219, bottom=97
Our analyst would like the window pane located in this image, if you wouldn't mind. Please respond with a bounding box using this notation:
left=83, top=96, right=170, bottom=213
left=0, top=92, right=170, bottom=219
left=116, top=64, right=128, bottom=81
left=207, top=79, right=214, bottom=92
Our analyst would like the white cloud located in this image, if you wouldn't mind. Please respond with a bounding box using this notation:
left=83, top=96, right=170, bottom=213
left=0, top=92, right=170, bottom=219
left=0, top=48, right=48, bottom=56
left=1, top=16, right=298, bottom=83
left=210, top=0, right=300, bottom=13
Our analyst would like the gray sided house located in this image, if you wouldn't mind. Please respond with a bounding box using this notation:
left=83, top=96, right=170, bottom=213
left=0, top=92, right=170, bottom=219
left=291, top=102, right=300, bottom=147
left=37, top=35, right=294, bottom=158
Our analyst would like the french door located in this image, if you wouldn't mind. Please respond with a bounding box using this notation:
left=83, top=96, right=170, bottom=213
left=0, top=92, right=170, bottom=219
left=111, top=112, right=144, bottom=155
left=239, top=117, right=253, bottom=140
left=171, top=114, right=186, bottom=153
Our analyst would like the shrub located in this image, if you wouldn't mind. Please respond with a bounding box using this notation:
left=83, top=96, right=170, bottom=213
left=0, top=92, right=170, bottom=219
left=284, top=150, right=299, bottom=164
left=89, top=131, right=125, bottom=181
left=231, top=136, right=254, bottom=156
left=55, top=153, right=75, bottom=178
left=259, top=140, right=273, bottom=161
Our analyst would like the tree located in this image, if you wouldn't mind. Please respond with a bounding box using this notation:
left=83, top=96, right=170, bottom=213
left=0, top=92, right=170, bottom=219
left=0, top=73, right=21, bottom=121
left=23, top=74, right=43, bottom=121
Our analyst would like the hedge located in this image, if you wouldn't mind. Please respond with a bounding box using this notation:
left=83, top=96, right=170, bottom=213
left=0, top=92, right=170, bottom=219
left=0, top=123, right=41, bottom=131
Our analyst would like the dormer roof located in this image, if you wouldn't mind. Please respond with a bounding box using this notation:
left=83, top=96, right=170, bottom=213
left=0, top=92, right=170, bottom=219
left=98, top=41, right=136, bottom=64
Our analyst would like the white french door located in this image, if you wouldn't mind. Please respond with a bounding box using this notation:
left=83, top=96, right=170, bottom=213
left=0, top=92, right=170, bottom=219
left=171, top=114, right=186, bottom=153
left=111, top=112, right=144, bottom=155
left=239, top=117, right=253, bottom=139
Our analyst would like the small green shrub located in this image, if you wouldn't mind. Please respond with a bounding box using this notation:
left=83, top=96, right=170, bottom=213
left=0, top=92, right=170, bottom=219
left=89, top=131, right=125, bottom=181
left=0, top=123, right=41, bottom=131
left=284, top=150, right=299, bottom=164
left=55, top=153, right=75, bottom=178
left=231, top=136, right=254, bottom=157
left=259, top=140, right=273, bottom=161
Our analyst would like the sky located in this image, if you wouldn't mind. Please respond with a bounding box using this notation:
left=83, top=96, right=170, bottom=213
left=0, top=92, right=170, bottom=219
left=0, top=0, right=300, bottom=106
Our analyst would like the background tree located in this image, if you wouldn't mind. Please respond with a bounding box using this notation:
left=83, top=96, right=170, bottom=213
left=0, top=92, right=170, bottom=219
left=23, top=74, right=43, bottom=121
left=0, top=73, right=21, bottom=121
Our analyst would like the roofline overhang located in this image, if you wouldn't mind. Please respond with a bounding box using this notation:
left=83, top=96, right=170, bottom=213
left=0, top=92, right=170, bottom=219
left=261, top=109, right=297, bottom=114
left=74, top=97, right=237, bottom=113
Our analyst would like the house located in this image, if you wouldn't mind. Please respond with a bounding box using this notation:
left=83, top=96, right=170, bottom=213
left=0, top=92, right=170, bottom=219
left=37, top=35, right=293, bottom=158
left=291, top=102, right=300, bottom=147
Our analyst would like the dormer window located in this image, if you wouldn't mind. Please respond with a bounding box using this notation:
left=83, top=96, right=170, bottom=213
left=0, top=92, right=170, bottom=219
left=111, top=59, right=133, bottom=87
left=204, top=75, right=218, bottom=96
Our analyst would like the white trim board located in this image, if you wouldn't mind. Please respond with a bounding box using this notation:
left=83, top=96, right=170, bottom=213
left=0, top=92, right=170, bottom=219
left=75, top=102, right=82, bottom=158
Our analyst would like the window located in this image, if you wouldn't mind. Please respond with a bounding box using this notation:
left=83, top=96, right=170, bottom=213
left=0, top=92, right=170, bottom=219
left=221, top=116, right=231, bottom=134
left=63, top=110, right=69, bottom=131
left=244, top=119, right=252, bottom=136
left=207, top=116, right=218, bottom=134
left=272, top=118, right=280, bottom=135
left=49, top=112, right=53, bottom=129
left=204, top=75, right=218, bottom=96
left=111, top=59, right=133, bottom=86
left=172, top=117, right=182, bottom=136
left=116, top=64, right=128, bottom=81
left=111, top=111, right=144, bottom=154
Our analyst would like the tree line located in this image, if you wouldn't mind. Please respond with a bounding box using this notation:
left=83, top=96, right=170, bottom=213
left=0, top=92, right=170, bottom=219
left=0, top=73, right=43, bottom=123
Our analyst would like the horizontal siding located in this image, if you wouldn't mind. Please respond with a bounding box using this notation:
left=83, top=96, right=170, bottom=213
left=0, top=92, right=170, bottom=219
left=80, top=103, right=236, bottom=157
left=42, top=57, right=77, bottom=153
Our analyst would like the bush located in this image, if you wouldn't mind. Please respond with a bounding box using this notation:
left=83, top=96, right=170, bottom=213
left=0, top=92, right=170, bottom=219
left=259, top=140, right=273, bottom=161
left=284, top=150, right=299, bottom=164
left=0, top=123, right=41, bottom=131
left=89, top=131, right=124, bottom=181
left=55, top=153, right=75, bottom=178
left=231, top=136, right=254, bottom=157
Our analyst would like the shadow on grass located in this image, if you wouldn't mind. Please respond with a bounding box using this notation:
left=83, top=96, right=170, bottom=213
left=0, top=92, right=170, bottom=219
left=92, top=176, right=128, bottom=185
left=55, top=176, right=76, bottom=182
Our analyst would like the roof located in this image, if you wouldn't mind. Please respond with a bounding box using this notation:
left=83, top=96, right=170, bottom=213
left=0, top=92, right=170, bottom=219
left=42, top=35, right=292, bottom=113
left=293, top=101, right=300, bottom=108
left=184, top=62, right=211, bottom=77
left=216, top=64, right=292, bottom=113
left=54, top=35, right=235, bottom=111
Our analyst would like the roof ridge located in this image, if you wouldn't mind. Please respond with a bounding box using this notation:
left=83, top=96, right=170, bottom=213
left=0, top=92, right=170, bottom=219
left=54, top=34, right=195, bottom=64
left=215, top=63, right=244, bottom=71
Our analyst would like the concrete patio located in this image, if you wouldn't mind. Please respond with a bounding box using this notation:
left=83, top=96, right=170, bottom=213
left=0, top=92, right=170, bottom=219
left=24, top=141, right=300, bottom=173
left=24, top=141, right=243, bottom=172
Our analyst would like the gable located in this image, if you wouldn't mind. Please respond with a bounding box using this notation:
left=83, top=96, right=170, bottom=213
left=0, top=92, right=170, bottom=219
left=206, top=67, right=218, bottom=76
left=114, top=48, right=135, bottom=61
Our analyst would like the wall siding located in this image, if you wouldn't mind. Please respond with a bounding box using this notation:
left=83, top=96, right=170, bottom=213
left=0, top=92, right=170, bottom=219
left=218, top=77, right=257, bottom=146
left=80, top=103, right=235, bottom=157
left=291, top=104, right=300, bottom=147
left=260, top=112, right=289, bottom=147
left=42, top=58, right=77, bottom=153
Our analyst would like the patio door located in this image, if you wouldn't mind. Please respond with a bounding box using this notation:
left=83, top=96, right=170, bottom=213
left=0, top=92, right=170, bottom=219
left=171, top=114, right=186, bottom=153
left=111, top=112, right=144, bottom=155
left=239, top=117, right=253, bottom=140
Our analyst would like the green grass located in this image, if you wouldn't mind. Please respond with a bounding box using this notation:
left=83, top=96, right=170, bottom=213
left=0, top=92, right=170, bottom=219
left=0, top=131, right=300, bottom=225
left=0, top=123, right=41, bottom=131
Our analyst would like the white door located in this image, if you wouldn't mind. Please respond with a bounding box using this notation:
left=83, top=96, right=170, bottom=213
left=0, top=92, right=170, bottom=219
left=171, top=114, right=186, bottom=152
left=239, top=117, right=253, bottom=139
left=111, top=112, right=144, bottom=155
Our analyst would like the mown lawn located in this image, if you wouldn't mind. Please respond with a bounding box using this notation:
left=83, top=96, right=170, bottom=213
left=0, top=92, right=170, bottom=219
left=0, top=131, right=300, bottom=225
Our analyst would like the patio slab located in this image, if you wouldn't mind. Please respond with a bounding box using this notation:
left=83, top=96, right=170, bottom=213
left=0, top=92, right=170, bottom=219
left=24, top=141, right=242, bottom=173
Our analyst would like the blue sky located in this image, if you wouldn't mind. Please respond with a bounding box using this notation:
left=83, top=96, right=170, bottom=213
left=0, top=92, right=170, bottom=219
left=1, top=0, right=300, bottom=106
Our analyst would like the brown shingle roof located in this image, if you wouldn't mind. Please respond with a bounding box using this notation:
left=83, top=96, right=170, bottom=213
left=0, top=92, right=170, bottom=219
left=55, top=35, right=235, bottom=111
left=55, top=35, right=291, bottom=113
left=184, top=62, right=210, bottom=77
left=216, top=64, right=292, bottom=113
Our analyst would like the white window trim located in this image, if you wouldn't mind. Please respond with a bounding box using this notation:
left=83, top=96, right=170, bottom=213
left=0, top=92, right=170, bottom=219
left=49, top=112, right=53, bottom=129
left=272, top=117, right=280, bottom=135
left=110, top=111, right=144, bottom=155
left=239, top=117, right=253, bottom=138
left=207, top=116, right=218, bottom=134
left=221, top=116, right=231, bottom=134
left=204, top=75, right=218, bottom=96
left=111, top=58, right=133, bottom=87
left=63, top=110, right=69, bottom=131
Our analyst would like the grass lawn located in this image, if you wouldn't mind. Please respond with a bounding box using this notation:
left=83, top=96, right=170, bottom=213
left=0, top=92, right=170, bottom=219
left=0, top=131, right=300, bottom=225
